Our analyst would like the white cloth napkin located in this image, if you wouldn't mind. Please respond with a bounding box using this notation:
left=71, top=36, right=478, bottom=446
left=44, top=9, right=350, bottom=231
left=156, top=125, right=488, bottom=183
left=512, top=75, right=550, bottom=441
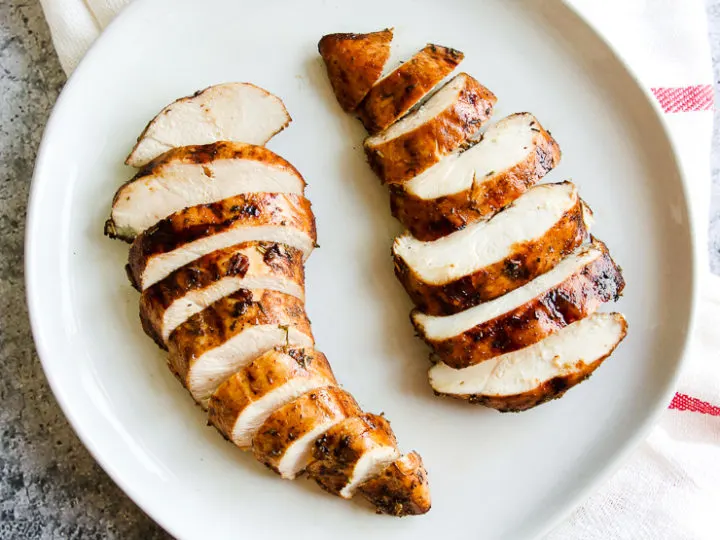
left=39, top=0, right=720, bottom=537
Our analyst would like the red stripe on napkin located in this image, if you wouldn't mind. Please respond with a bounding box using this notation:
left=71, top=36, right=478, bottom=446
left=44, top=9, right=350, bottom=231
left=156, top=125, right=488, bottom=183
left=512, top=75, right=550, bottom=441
left=669, top=393, right=720, bottom=416
left=651, top=85, right=714, bottom=113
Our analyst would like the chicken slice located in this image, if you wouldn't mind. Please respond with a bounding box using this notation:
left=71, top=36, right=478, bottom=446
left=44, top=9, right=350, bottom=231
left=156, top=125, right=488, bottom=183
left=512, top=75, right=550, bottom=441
left=107, top=142, right=306, bottom=242
left=208, top=348, right=336, bottom=449
left=393, top=182, right=590, bottom=315
left=413, top=239, right=624, bottom=368
left=140, top=242, right=305, bottom=347
left=252, top=386, right=362, bottom=479
left=390, top=113, right=561, bottom=240
left=308, top=413, right=400, bottom=499
left=364, top=73, right=496, bottom=185
left=357, top=452, right=431, bottom=516
left=429, top=312, right=628, bottom=412
left=357, top=44, right=464, bottom=133
left=167, top=289, right=314, bottom=406
left=127, top=193, right=316, bottom=290
left=318, top=28, right=394, bottom=112
left=125, top=83, right=291, bottom=167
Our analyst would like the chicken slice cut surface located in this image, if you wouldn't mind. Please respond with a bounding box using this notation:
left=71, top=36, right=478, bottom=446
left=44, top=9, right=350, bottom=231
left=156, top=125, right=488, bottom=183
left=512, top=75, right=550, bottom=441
left=252, top=386, right=362, bottom=479
left=127, top=193, right=316, bottom=290
left=393, top=181, right=590, bottom=315
left=413, top=239, right=624, bottom=368
left=208, top=348, right=336, bottom=449
left=107, top=142, right=305, bottom=241
left=308, top=413, right=400, bottom=499
left=358, top=452, right=431, bottom=516
left=125, top=83, right=291, bottom=167
left=428, top=312, right=628, bottom=412
left=167, top=289, right=314, bottom=406
left=318, top=28, right=394, bottom=112
left=364, top=73, right=496, bottom=185
left=140, top=242, right=305, bottom=346
left=358, top=44, right=464, bottom=133
left=391, top=113, right=560, bottom=240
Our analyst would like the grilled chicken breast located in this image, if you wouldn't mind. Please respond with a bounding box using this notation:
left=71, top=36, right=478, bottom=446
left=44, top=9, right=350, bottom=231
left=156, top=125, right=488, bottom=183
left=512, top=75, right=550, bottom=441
left=167, top=289, right=314, bottom=405
left=429, top=312, right=628, bottom=411
left=140, top=242, right=305, bottom=347
left=390, top=113, right=561, bottom=240
left=318, top=29, right=394, bottom=112
left=413, top=240, right=624, bottom=368
left=125, top=83, right=291, bottom=167
left=357, top=44, right=464, bottom=133
left=108, top=143, right=306, bottom=242
left=308, top=414, right=400, bottom=499
left=208, top=348, right=336, bottom=448
left=253, top=386, right=362, bottom=479
left=393, top=182, right=589, bottom=315
left=358, top=452, right=431, bottom=516
left=127, top=193, right=316, bottom=290
left=364, top=73, right=496, bottom=185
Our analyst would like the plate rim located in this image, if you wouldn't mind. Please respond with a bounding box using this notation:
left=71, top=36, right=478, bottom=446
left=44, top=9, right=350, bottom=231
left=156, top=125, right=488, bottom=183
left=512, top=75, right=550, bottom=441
left=24, top=1, right=700, bottom=538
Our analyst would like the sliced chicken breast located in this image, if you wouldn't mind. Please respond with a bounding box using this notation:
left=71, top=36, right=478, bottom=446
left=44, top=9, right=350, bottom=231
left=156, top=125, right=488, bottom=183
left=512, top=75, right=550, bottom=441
left=208, top=348, right=336, bottom=449
left=429, top=312, right=628, bottom=412
left=318, top=28, right=394, bottom=112
left=413, top=239, right=624, bottom=368
left=140, top=242, right=305, bottom=347
left=107, top=142, right=306, bottom=242
left=127, top=193, right=316, bottom=290
left=253, top=386, right=362, bottom=479
left=390, top=113, right=561, bottom=240
left=393, top=182, right=589, bottom=315
left=125, top=83, right=291, bottom=167
left=308, top=414, right=400, bottom=499
left=358, top=44, right=464, bottom=134
left=358, top=452, right=431, bottom=516
left=167, top=289, right=314, bottom=405
left=364, top=73, right=496, bottom=185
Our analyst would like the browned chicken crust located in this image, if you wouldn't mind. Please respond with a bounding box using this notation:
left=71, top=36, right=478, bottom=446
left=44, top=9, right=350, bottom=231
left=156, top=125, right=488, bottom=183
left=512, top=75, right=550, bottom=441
left=308, top=413, right=398, bottom=497
left=358, top=452, right=431, bottom=516
left=139, top=242, right=305, bottom=347
left=436, top=314, right=628, bottom=412
left=208, top=348, right=336, bottom=442
left=127, top=192, right=316, bottom=290
left=364, top=73, right=496, bottom=185
left=357, top=44, right=464, bottom=133
left=389, top=114, right=561, bottom=240
left=318, top=29, right=394, bottom=112
left=394, top=193, right=590, bottom=316
left=253, top=386, right=362, bottom=476
left=167, top=290, right=313, bottom=392
left=416, top=239, right=625, bottom=369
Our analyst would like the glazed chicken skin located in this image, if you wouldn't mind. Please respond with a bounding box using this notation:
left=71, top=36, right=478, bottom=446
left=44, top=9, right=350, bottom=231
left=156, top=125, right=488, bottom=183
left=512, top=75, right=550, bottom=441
left=389, top=113, right=561, bottom=240
left=125, top=83, right=291, bottom=167
left=364, top=73, right=496, bottom=185
left=318, top=28, right=394, bottom=112
left=357, top=44, right=464, bottom=133
left=429, top=313, right=628, bottom=411
left=140, top=241, right=305, bottom=347
left=107, top=142, right=306, bottom=242
left=109, top=81, right=430, bottom=515
left=412, top=239, right=625, bottom=368
left=393, top=182, right=590, bottom=316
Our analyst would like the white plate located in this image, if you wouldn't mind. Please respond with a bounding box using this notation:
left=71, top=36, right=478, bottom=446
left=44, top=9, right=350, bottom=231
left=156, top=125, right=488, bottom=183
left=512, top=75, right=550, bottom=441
left=26, top=0, right=697, bottom=538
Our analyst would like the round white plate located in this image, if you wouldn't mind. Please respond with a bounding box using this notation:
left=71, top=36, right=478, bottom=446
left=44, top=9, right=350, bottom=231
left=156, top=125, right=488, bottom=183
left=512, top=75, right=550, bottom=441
left=26, top=0, right=696, bottom=538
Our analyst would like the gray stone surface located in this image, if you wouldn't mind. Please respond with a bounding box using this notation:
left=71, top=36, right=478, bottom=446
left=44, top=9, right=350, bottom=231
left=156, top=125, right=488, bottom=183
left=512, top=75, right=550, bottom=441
left=0, top=1, right=717, bottom=538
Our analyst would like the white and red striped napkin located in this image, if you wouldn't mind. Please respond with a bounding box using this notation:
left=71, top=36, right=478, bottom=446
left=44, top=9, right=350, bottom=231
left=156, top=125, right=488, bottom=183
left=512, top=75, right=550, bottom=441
left=39, top=0, right=720, bottom=537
